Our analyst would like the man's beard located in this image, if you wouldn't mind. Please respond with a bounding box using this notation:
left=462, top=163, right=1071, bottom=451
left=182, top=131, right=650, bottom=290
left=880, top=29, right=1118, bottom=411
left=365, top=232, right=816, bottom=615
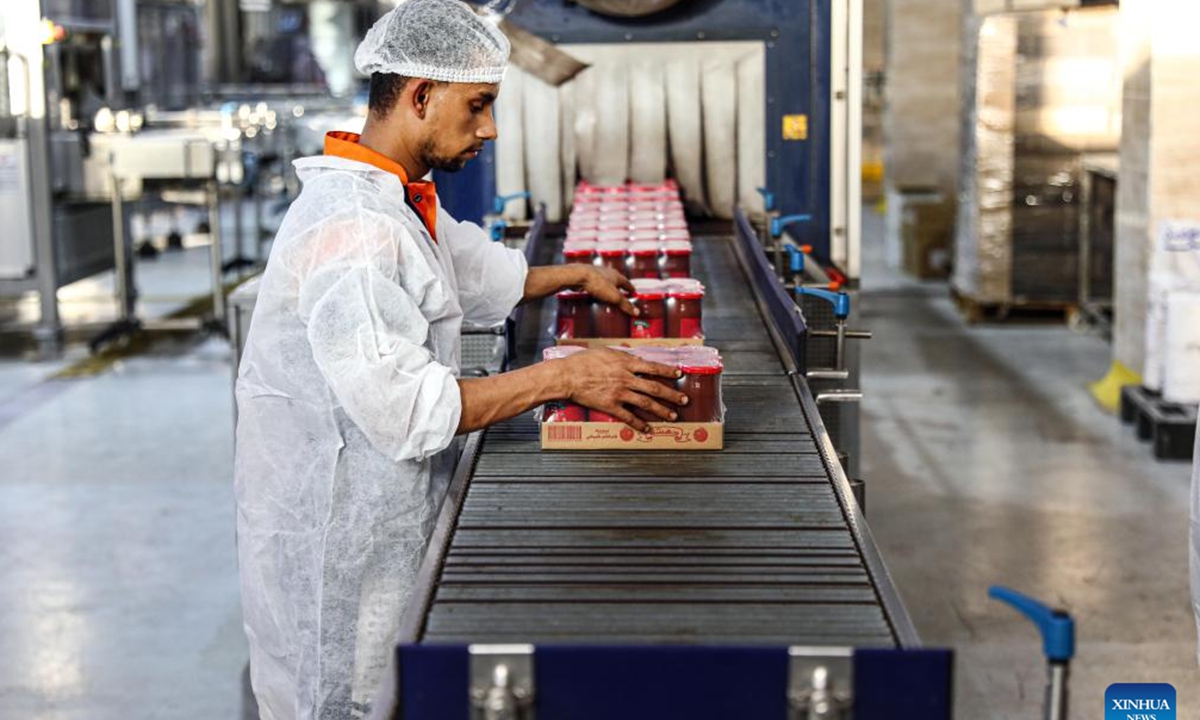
left=419, top=139, right=471, bottom=173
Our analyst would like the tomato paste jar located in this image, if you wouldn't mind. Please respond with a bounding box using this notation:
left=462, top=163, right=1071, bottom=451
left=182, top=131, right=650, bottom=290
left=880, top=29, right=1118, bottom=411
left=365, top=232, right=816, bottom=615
left=629, top=279, right=667, bottom=338
left=592, top=297, right=631, bottom=338
left=630, top=347, right=682, bottom=422
left=628, top=241, right=662, bottom=279
left=596, top=241, right=631, bottom=275
left=666, top=279, right=704, bottom=338
left=661, top=240, right=693, bottom=278
left=676, top=349, right=723, bottom=423
left=555, top=290, right=593, bottom=339
left=588, top=409, right=620, bottom=422
left=562, top=241, right=597, bottom=266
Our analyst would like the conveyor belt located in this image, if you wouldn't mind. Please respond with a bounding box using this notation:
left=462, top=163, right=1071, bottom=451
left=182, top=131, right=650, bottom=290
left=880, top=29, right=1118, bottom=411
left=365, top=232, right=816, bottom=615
left=399, top=231, right=917, bottom=649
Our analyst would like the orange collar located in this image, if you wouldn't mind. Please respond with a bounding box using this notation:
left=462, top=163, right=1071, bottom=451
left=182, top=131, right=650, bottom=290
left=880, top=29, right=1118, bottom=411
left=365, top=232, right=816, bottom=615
left=323, top=131, right=438, bottom=242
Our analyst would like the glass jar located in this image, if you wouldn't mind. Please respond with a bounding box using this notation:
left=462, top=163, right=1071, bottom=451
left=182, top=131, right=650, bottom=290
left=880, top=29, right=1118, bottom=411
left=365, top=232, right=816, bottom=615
left=592, top=299, right=631, bottom=338
left=660, top=240, right=693, bottom=278
left=555, top=290, right=593, bottom=339
left=562, top=242, right=596, bottom=266
left=666, top=280, right=704, bottom=338
left=596, top=242, right=630, bottom=275
left=631, top=348, right=682, bottom=422
left=628, top=241, right=662, bottom=279
left=629, top=280, right=667, bottom=339
left=544, top=400, right=587, bottom=423
left=676, top=352, right=723, bottom=423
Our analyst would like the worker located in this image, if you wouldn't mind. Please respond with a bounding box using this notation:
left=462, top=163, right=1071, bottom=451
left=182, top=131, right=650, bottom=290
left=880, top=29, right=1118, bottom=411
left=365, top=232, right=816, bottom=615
left=233, top=1, right=688, bottom=717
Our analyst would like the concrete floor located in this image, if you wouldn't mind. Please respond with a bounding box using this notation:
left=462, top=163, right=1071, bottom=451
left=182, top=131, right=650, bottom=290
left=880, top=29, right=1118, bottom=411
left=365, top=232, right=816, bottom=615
left=0, top=209, right=1195, bottom=718
left=859, top=210, right=1199, bottom=717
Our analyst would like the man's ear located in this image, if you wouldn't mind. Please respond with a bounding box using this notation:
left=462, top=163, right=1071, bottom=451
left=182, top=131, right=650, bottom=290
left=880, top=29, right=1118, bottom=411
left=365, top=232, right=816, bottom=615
left=410, top=79, right=436, bottom=120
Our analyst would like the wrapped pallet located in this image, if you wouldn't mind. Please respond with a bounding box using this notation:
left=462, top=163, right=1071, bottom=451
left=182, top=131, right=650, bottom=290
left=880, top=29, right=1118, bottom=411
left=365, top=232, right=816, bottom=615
left=955, top=7, right=1121, bottom=307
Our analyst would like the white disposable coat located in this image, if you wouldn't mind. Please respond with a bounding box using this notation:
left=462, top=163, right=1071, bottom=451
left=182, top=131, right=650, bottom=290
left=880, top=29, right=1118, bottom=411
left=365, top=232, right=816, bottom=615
left=234, top=153, right=528, bottom=719
left=1192, top=428, right=1200, bottom=663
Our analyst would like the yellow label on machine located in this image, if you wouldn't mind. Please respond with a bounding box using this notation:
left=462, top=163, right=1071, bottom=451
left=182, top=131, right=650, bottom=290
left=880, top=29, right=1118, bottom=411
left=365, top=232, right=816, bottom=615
left=782, top=114, right=808, bottom=141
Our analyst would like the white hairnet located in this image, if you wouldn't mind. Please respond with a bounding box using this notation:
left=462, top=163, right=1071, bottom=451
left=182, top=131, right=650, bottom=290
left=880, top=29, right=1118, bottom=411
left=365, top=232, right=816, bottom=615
left=355, top=0, right=510, bottom=84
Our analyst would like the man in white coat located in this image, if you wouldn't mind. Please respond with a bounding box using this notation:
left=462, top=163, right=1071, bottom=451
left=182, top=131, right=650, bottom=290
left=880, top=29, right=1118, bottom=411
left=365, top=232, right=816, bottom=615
left=233, top=1, right=689, bottom=717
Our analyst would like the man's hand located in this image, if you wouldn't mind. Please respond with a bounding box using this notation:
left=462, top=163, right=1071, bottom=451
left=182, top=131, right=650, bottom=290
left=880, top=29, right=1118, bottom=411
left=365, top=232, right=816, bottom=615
left=521, top=264, right=638, bottom=316
left=553, top=348, right=688, bottom=432
left=577, top=266, right=638, bottom=317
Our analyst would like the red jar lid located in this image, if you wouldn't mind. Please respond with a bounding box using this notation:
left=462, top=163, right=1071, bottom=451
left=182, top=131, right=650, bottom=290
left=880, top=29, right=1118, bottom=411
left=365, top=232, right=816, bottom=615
left=663, top=240, right=692, bottom=256
left=680, top=363, right=723, bottom=375
left=556, top=289, right=590, bottom=300
left=629, top=241, right=660, bottom=256
left=631, top=278, right=667, bottom=294
left=633, top=289, right=666, bottom=300
left=597, top=244, right=628, bottom=257
left=667, top=279, right=705, bottom=299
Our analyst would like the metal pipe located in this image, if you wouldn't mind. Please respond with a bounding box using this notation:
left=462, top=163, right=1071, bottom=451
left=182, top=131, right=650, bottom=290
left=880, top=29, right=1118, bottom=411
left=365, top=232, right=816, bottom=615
left=807, top=329, right=872, bottom=340
left=806, top=370, right=849, bottom=381
left=109, top=168, right=135, bottom=321
left=100, top=35, right=118, bottom=108
left=835, top=320, right=847, bottom=373
left=208, top=179, right=226, bottom=325
left=816, top=390, right=863, bottom=405
left=1046, top=662, right=1068, bottom=720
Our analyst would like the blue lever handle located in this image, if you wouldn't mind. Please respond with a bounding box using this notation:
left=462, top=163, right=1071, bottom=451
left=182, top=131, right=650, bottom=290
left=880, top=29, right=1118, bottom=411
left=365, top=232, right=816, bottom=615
left=771, top=213, right=812, bottom=239
left=785, top=245, right=805, bottom=274
left=755, top=187, right=776, bottom=212
left=489, top=220, right=508, bottom=242
left=796, top=287, right=850, bottom=319
left=493, top=191, right=531, bottom=215
left=989, top=586, right=1075, bottom=663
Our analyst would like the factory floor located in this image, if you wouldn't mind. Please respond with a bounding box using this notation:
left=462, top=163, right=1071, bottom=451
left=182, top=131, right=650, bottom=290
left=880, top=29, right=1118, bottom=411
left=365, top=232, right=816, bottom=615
left=858, top=210, right=1199, bottom=716
left=0, top=209, right=1193, bottom=718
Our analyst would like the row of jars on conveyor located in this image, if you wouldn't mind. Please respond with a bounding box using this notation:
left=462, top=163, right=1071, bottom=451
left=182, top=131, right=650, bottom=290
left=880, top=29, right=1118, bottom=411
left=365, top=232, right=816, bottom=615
left=543, top=345, right=724, bottom=423
left=557, top=278, right=705, bottom=340
left=563, top=238, right=692, bottom=280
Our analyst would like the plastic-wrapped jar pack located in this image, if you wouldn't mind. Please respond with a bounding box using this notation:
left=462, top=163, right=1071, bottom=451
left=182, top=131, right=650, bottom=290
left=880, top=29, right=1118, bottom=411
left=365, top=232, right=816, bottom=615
left=556, top=278, right=705, bottom=339
left=618, top=345, right=724, bottom=423
left=540, top=343, right=723, bottom=425
left=562, top=237, right=694, bottom=281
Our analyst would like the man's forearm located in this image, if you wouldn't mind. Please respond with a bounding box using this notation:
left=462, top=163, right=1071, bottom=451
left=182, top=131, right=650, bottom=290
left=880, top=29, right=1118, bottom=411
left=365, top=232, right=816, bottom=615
left=456, top=361, right=566, bottom=434
left=521, top=265, right=586, bottom=304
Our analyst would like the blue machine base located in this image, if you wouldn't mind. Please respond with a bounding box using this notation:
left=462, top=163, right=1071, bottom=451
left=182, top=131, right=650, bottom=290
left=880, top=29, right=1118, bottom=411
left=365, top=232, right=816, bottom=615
left=396, top=644, right=953, bottom=719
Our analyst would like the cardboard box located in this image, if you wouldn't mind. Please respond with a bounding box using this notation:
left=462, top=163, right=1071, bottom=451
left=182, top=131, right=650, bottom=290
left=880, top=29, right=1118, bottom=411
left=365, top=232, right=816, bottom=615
left=557, top=337, right=705, bottom=349
left=540, top=421, right=724, bottom=450
left=900, top=190, right=956, bottom=280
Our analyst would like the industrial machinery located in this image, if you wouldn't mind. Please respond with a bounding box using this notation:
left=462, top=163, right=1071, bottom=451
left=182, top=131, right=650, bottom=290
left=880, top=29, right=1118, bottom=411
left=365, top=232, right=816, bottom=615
left=0, top=0, right=234, bottom=354
left=370, top=214, right=952, bottom=719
